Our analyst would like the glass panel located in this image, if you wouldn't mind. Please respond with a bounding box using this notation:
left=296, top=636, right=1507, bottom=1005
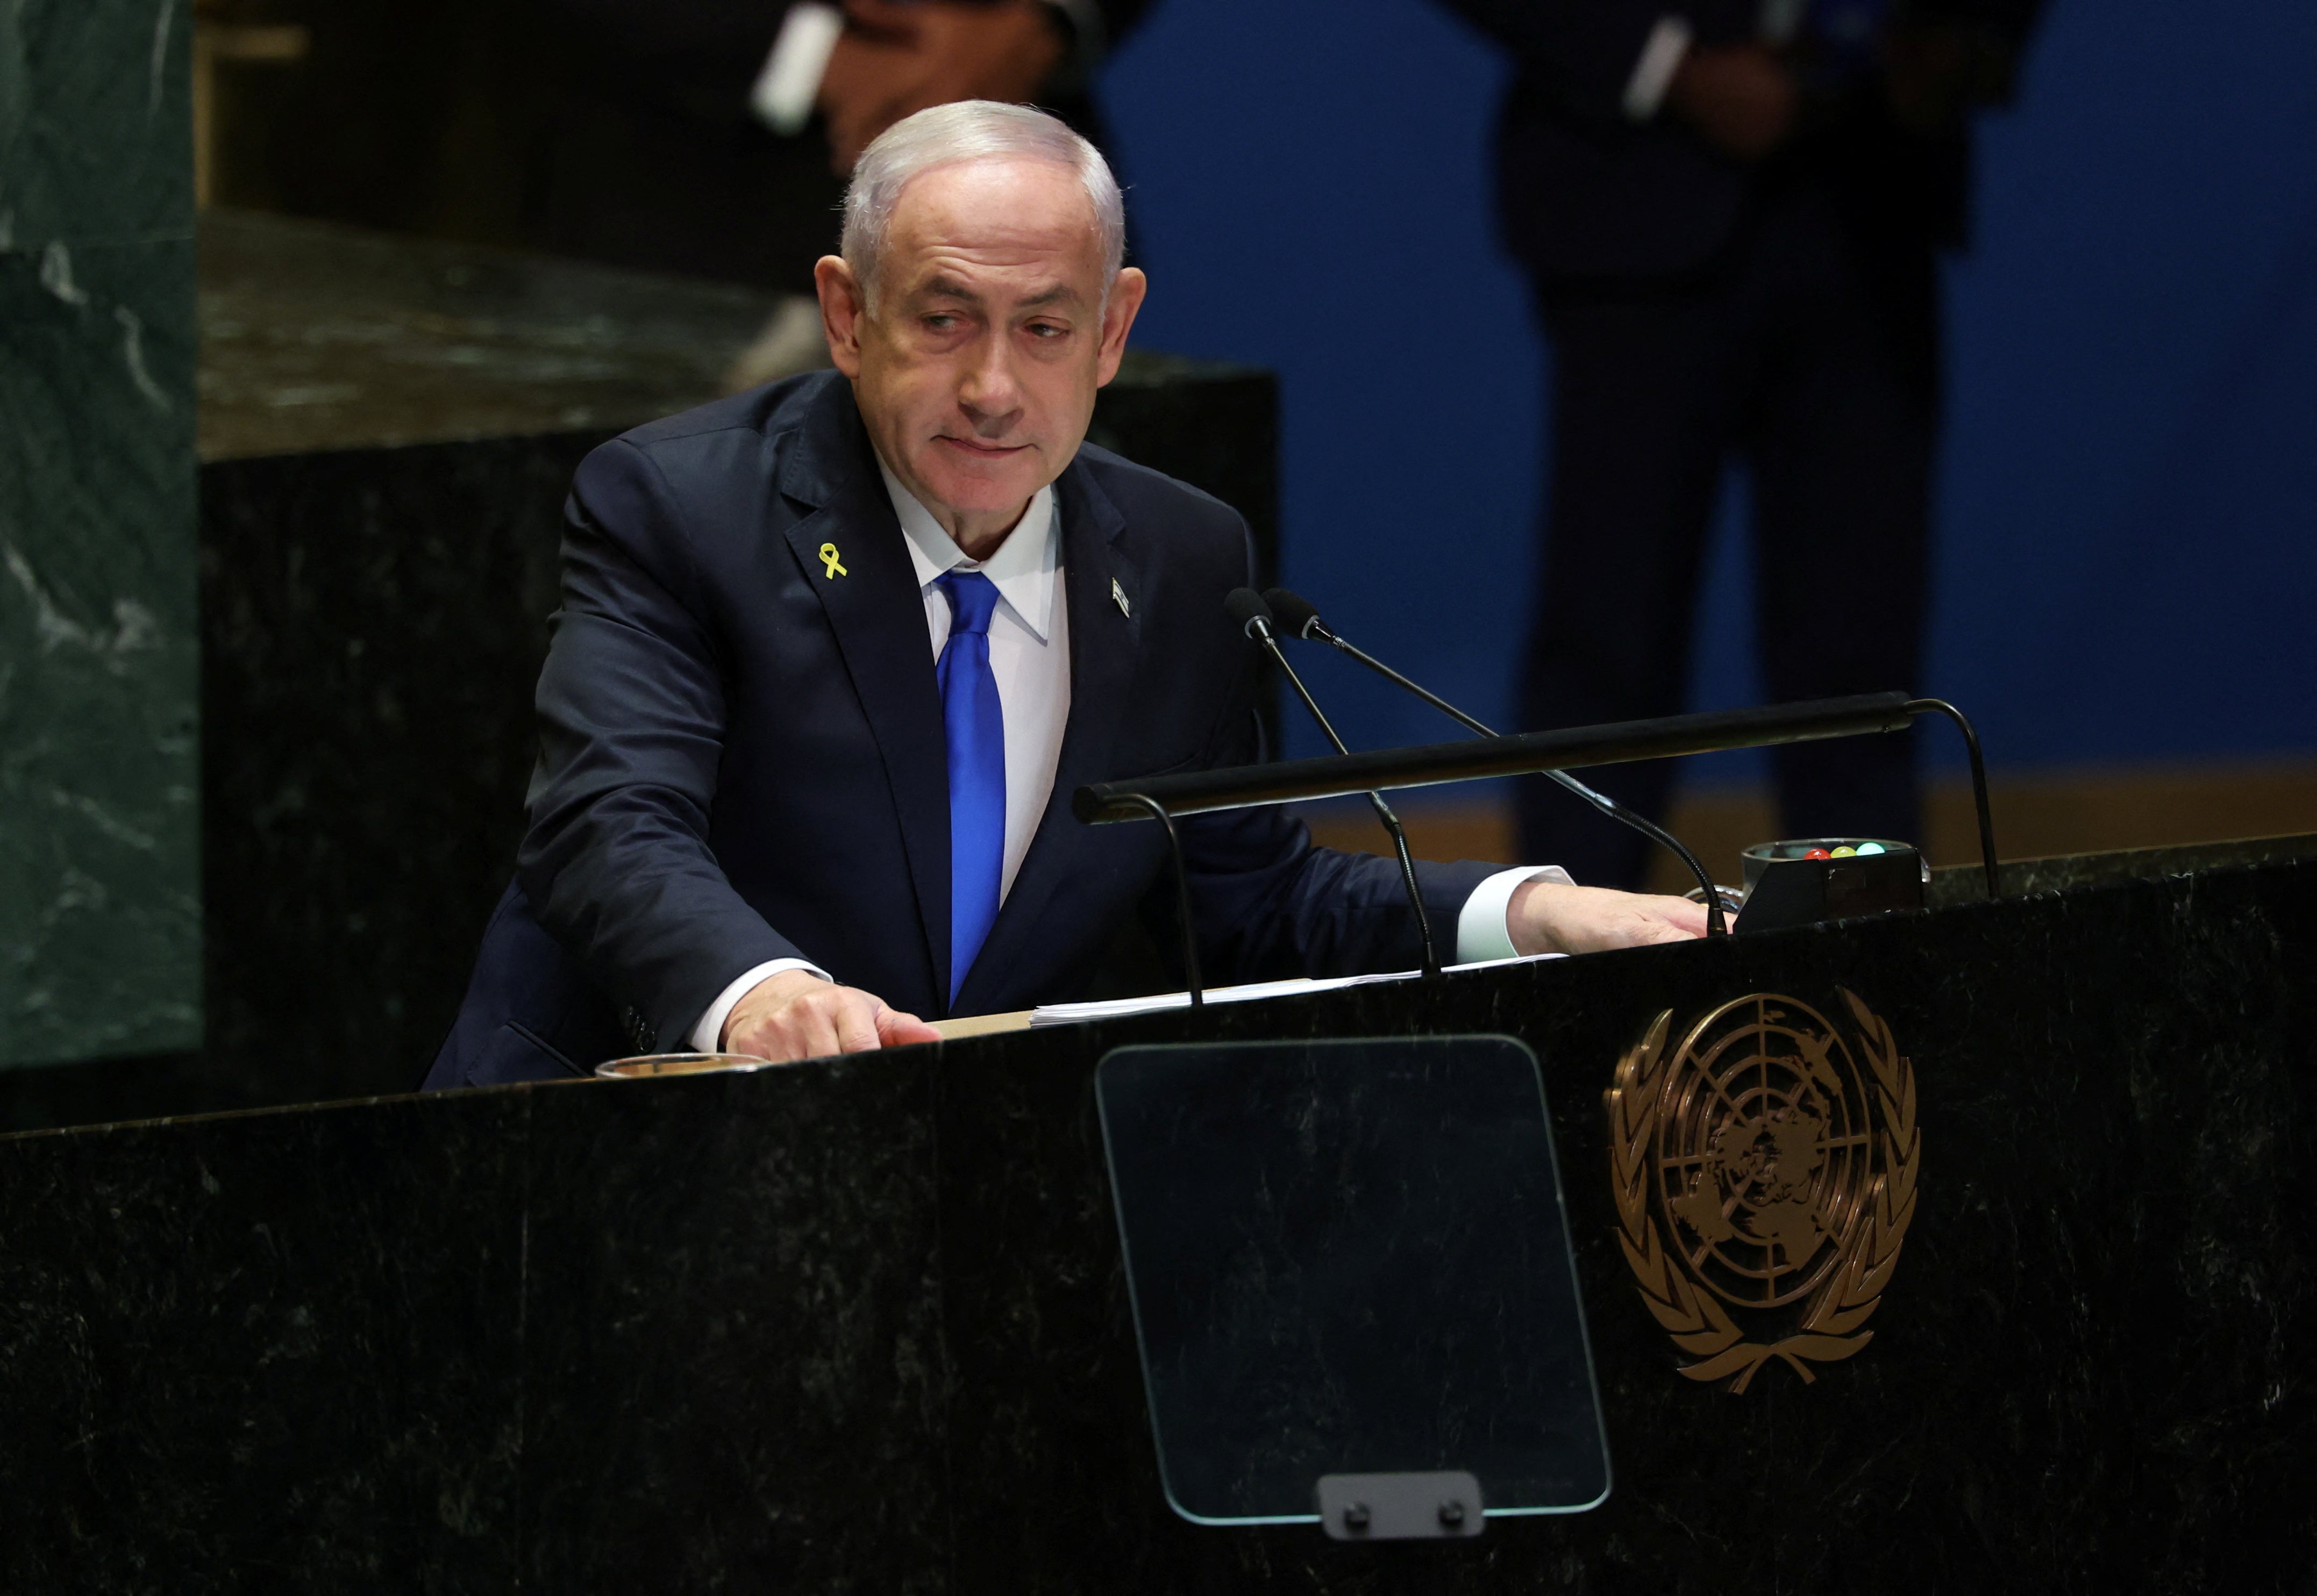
left=1096, top=1035, right=1610, bottom=1526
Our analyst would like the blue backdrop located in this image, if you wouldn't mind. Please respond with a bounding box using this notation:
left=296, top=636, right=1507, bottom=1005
left=1100, top=0, right=2317, bottom=774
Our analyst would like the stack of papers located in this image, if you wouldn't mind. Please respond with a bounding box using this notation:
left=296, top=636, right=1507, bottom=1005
left=1028, top=951, right=1565, bottom=1028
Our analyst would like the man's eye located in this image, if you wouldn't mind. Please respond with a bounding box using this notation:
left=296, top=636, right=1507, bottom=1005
left=924, top=314, right=960, bottom=332
left=1026, top=322, right=1065, bottom=339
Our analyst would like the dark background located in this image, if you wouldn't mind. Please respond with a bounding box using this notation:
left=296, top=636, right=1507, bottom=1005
left=1099, top=0, right=2317, bottom=778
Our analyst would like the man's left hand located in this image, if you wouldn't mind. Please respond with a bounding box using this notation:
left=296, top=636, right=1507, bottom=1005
left=819, top=0, right=1067, bottom=173
left=1508, top=878, right=1709, bottom=956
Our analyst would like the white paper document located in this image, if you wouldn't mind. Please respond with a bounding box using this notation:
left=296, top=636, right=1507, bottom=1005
left=1028, top=951, right=1566, bottom=1028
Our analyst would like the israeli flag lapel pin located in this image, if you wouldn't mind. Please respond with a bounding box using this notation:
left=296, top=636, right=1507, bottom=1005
left=1111, top=577, right=1131, bottom=618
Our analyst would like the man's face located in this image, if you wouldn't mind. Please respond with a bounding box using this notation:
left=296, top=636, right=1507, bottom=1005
left=817, top=159, right=1146, bottom=546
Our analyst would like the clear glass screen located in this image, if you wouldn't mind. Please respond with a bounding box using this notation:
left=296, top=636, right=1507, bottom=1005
left=1096, top=1035, right=1611, bottom=1525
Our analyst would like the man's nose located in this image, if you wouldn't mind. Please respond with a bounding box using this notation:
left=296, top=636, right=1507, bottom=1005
left=957, top=334, right=1025, bottom=428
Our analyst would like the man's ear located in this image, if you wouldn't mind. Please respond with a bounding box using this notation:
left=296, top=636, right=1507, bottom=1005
left=815, top=255, right=867, bottom=378
left=1095, top=266, right=1148, bottom=388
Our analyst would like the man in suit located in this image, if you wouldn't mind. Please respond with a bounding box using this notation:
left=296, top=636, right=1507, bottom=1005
left=427, top=101, right=1706, bottom=1089
left=1434, top=0, right=2038, bottom=888
left=529, top=0, right=1150, bottom=290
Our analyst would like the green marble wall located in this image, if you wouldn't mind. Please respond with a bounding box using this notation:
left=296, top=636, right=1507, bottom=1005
left=0, top=1, right=199, bottom=1067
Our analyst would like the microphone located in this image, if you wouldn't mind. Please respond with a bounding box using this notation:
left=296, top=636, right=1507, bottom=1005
left=1263, top=588, right=1730, bottom=936
left=1225, top=588, right=1443, bottom=976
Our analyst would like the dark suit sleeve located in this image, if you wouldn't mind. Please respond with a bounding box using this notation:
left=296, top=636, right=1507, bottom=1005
left=1178, top=802, right=1501, bottom=985
left=1431, top=0, right=1674, bottom=122
left=517, top=438, right=807, bottom=1051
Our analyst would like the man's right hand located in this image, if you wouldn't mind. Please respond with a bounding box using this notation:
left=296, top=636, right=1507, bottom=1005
left=721, top=969, right=943, bottom=1062
left=1666, top=42, right=1798, bottom=161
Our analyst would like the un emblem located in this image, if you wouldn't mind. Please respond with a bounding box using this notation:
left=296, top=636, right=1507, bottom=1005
left=1607, top=990, right=1920, bottom=1392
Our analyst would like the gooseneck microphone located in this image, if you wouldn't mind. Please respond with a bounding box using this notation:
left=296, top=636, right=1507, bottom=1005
left=1262, top=588, right=1730, bottom=936
left=1226, top=589, right=1443, bottom=976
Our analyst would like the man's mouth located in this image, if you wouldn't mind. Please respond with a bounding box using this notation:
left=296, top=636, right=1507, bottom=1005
left=936, top=436, right=1030, bottom=459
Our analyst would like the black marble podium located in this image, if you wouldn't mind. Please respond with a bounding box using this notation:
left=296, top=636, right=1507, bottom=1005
left=2, top=838, right=2312, bottom=1592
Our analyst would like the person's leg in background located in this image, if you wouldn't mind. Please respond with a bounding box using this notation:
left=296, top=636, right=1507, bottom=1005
left=1514, top=278, right=1742, bottom=889
left=1745, top=191, right=1941, bottom=848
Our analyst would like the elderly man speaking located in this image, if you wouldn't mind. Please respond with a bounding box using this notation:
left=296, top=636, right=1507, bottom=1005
left=426, top=102, right=1705, bottom=1088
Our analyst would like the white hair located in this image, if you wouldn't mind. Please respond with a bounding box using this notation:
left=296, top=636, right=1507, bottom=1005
left=840, top=101, right=1126, bottom=311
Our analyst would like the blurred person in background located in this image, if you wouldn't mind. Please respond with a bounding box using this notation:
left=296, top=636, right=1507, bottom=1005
left=531, top=0, right=1152, bottom=294
left=1436, top=0, right=2040, bottom=889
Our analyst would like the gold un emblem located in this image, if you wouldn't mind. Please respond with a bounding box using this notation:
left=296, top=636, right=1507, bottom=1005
left=1608, top=990, right=1920, bottom=1393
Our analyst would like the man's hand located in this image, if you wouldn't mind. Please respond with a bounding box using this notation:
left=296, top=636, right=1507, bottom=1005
left=819, top=0, right=1067, bottom=173
left=1666, top=42, right=1798, bottom=161
left=721, top=969, right=943, bottom=1062
left=1508, top=879, right=1710, bottom=956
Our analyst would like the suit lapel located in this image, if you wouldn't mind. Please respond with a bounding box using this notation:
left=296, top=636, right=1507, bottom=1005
left=778, top=386, right=953, bottom=1005
left=956, top=461, right=1142, bottom=1011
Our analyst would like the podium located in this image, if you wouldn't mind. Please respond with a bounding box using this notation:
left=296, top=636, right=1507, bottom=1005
left=2, top=837, right=2313, bottom=1591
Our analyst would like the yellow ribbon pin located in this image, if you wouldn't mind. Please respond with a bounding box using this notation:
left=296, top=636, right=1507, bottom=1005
left=819, top=542, right=847, bottom=579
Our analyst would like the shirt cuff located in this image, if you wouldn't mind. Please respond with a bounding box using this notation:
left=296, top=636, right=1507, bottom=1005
left=1455, top=865, right=1576, bottom=964
left=1622, top=16, right=1694, bottom=121
left=750, top=2, right=844, bottom=135
left=689, top=957, right=833, bottom=1052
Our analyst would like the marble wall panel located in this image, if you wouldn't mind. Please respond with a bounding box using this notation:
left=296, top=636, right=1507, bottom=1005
left=0, top=0, right=191, bottom=246
left=0, top=0, right=198, bottom=1070
left=0, top=239, right=199, bottom=1066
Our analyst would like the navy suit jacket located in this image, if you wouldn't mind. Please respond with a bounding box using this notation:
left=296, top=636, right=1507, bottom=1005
left=425, top=372, right=1499, bottom=1089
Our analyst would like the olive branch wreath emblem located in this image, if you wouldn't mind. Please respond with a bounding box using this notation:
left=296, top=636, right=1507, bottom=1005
left=1607, top=989, right=1920, bottom=1393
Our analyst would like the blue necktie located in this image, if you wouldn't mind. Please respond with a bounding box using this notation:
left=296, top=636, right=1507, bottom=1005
left=935, top=570, right=1006, bottom=1003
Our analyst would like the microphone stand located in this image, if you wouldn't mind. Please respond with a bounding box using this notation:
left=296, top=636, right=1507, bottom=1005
left=1117, top=793, right=1203, bottom=1007
left=1229, top=591, right=1443, bottom=977
left=1264, top=591, right=1730, bottom=937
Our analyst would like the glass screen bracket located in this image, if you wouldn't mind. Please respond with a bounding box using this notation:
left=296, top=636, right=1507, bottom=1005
left=1317, top=1471, right=1485, bottom=1541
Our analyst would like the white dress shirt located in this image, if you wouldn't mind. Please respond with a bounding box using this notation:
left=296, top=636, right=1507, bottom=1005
left=690, top=471, right=1559, bottom=1048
